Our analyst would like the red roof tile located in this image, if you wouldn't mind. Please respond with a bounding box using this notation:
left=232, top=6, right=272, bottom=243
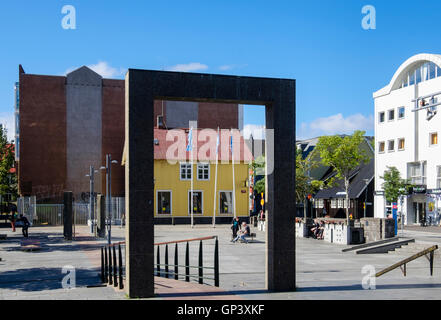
left=154, top=128, right=253, bottom=162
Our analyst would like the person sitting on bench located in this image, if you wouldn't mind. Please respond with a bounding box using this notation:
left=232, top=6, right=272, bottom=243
left=232, top=222, right=249, bottom=243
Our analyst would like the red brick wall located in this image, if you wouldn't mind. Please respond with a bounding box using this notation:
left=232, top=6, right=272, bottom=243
left=102, top=79, right=125, bottom=197
left=198, top=103, right=239, bottom=129
left=19, top=74, right=67, bottom=202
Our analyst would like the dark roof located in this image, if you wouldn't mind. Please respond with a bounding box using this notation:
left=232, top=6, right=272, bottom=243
left=314, top=158, right=374, bottom=199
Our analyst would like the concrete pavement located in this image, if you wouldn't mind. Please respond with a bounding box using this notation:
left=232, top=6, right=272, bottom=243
left=1, top=224, right=441, bottom=299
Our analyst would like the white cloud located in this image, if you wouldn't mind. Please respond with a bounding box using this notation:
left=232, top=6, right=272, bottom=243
left=242, top=124, right=266, bottom=140
left=219, top=65, right=233, bottom=71
left=65, top=61, right=126, bottom=78
left=0, top=112, right=16, bottom=142
left=297, top=113, right=374, bottom=140
left=166, top=62, right=208, bottom=72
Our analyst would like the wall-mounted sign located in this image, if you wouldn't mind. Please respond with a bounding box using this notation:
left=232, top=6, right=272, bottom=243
left=374, top=191, right=384, bottom=196
left=412, top=186, right=427, bottom=194
left=427, top=189, right=441, bottom=194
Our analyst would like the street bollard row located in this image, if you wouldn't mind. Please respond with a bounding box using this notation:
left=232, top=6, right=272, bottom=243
left=101, top=243, right=124, bottom=290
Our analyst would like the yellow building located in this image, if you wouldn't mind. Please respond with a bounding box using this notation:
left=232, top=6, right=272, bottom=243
left=125, top=128, right=253, bottom=224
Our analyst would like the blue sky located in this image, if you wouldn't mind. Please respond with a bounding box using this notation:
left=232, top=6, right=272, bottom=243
left=1, top=0, right=441, bottom=141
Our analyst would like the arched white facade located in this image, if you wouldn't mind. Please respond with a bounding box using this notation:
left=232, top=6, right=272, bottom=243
left=374, top=53, right=441, bottom=226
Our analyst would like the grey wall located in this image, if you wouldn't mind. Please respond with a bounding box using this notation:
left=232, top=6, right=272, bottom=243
left=66, top=67, right=102, bottom=200
left=166, top=101, right=198, bottom=128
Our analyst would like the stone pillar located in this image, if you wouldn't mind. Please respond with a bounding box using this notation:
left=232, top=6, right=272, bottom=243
left=96, top=194, right=106, bottom=238
left=265, top=80, right=296, bottom=292
left=63, top=191, right=73, bottom=240
left=125, top=71, right=155, bottom=298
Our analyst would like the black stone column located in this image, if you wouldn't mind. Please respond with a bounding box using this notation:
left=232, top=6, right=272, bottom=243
left=265, top=80, right=296, bottom=292
left=97, top=194, right=106, bottom=238
left=125, top=71, right=155, bottom=298
left=63, top=192, right=73, bottom=240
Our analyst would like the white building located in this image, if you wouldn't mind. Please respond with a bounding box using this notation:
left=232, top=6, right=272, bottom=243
left=374, top=53, right=441, bottom=225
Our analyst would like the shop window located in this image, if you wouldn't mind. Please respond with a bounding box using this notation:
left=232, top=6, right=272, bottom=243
left=188, top=191, right=203, bottom=214
left=157, top=191, right=171, bottom=215
left=219, top=191, right=233, bottom=214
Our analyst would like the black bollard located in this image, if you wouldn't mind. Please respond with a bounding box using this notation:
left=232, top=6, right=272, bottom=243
left=101, top=247, right=105, bottom=283
left=113, top=245, right=118, bottom=287
left=165, top=244, right=169, bottom=278
left=118, top=244, right=124, bottom=290
left=174, top=243, right=179, bottom=280
left=156, top=246, right=160, bottom=277
left=104, top=247, right=108, bottom=283
left=198, top=240, right=203, bottom=284
left=214, top=238, right=219, bottom=287
left=108, top=245, right=113, bottom=285
left=185, top=242, right=190, bottom=282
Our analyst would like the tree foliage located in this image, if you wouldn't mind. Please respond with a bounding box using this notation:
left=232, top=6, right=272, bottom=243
left=295, top=148, right=322, bottom=204
left=381, top=166, right=412, bottom=203
left=0, top=127, right=17, bottom=203
left=315, top=131, right=370, bottom=222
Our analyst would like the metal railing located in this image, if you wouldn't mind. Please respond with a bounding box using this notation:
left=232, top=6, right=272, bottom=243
left=375, top=245, right=438, bottom=277
left=155, top=236, right=220, bottom=287
left=100, top=236, right=220, bottom=289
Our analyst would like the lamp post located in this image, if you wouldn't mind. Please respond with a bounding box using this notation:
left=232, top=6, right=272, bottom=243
left=363, top=178, right=370, bottom=219
left=85, top=166, right=98, bottom=234
left=100, top=154, right=118, bottom=245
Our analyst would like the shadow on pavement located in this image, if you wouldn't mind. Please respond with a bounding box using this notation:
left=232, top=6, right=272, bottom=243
left=0, top=267, right=101, bottom=292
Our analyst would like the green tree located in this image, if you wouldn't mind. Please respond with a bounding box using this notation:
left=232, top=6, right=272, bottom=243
left=0, top=127, right=17, bottom=210
left=296, top=149, right=323, bottom=218
left=381, top=166, right=412, bottom=204
left=315, top=131, right=370, bottom=223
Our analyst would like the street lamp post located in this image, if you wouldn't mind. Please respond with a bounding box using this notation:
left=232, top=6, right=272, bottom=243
left=101, top=154, right=118, bottom=245
left=85, top=166, right=98, bottom=234
left=363, top=178, right=370, bottom=219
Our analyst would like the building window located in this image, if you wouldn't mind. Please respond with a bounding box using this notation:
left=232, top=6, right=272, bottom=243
left=398, top=138, right=405, bottom=151
left=388, top=109, right=395, bottom=121
left=157, top=191, right=172, bottom=215
left=314, top=199, right=324, bottom=209
left=409, top=71, right=415, bottom=86
left=197, top=163, right=210, bottom=181
left=388, top=140, right=395, bottom=152
left=398, top=107, right=405, bottom=119
left=437, top=166, right=441, bottom=189
left=188, top=191, right=203, bottom=215
left=378, top=141, right=385, bottom=153
left=430, top=62, right=437, bottom=80
left=416, top=66, right=422, bottom=84
left=408, top=162, right=427, bottom=185
left=430, top=133, right=438, bottom=146
left=219, top=191, right=233, bottom=214
left=180, top=162, right=192, bottom=180
left=379, top=112, right=385, bottom=123
left=331, top=199, right=337, bottom=209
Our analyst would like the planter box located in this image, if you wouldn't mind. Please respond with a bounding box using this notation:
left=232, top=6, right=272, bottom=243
left=295, top=221, right=308, bottom=238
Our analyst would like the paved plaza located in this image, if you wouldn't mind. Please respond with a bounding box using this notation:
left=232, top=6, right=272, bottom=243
left=1, top=223, right=441, bottom=299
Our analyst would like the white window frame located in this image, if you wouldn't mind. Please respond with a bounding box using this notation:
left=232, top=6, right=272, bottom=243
left=378, top=141, right=385, bottom=154
left=378, top=111, right=385, bottom=123
left=219, top=190, right=234, bottom=215
left=388, top=109, right=395, bottom=122
left=331, top=199, right=337, bottom=209
left=398, top=138, right=405, bottom=151
left=180, top=162, right=193, bottom=181
left=156, top=190, right=172, bottom=216
left=188, top=190, right=204, bottom=215
left=437, top=166, right=441, bottom=189
left=387, top=140, right=395, bottom=152
left=397, top=107, right=405, bottom=120
left=197, top=162, right=210, bottom=181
